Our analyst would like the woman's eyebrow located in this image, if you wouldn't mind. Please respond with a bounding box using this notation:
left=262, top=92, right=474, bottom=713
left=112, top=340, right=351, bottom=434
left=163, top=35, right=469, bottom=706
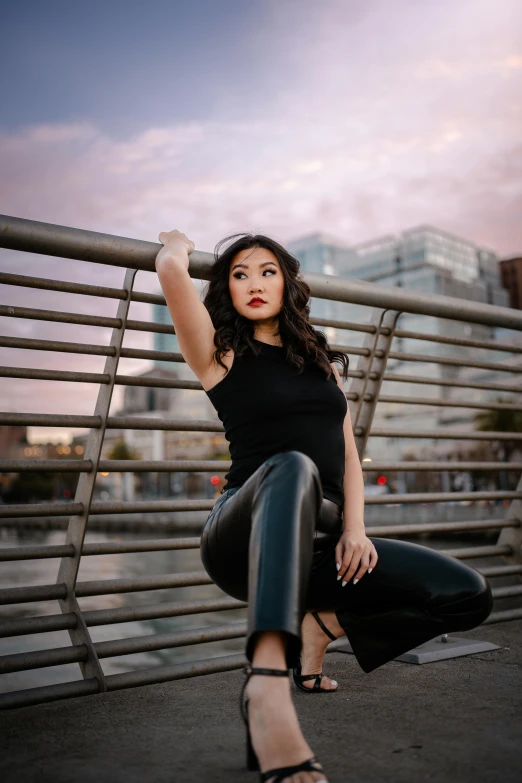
left=231, top=260, right=278, bottom=272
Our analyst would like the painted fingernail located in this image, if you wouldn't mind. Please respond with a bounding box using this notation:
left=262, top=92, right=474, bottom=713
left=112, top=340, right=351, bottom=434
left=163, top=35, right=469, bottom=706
left=341, top=581, right=347, bottom=587
left=337, top=574, right=342, bottom=581
left=336, top=563, right=340, bottom=571
left=353, top=578, right=359, bottom=584
left=368, top=568, right=373, bottom=573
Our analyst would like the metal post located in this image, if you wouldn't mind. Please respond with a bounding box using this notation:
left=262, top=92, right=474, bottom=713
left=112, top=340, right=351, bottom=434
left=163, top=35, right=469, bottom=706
left=348, top=307, right=401, bottom=458
left=496, top=471, right=522, bottom=568
left=56, top=268, right=138, bottom=691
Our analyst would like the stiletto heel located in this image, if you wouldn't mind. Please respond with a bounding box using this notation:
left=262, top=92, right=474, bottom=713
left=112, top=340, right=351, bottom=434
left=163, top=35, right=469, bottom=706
left=293, top=611, right=339, bottom=694
left=240, top=664, right=328, bottom=782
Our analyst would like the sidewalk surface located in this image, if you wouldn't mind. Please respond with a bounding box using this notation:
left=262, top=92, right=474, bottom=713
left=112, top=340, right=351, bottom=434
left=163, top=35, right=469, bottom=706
left=1, top=621, right=521, bottom=783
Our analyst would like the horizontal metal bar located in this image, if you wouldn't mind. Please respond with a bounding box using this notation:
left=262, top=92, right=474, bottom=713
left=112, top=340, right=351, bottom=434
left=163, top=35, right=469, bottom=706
left=25, top=413, right=502, bottom=439
left=88, top=499, right=215, bottom=514
left=2, top=214, right=522, bottom=330
left=480, top=564, right=522, bottom=577
left=364, top=462, right=522, bottom=473
left=439, top=544, right=513, bottom=559
left=94, top=621, right=247, bottom=659
left=483, top=608, right=522, bottom=624
left=1, top=520, right=517, bottom=564
left=0, top=643, right=87, bottom=674
left=393, top=324, right=522, bottom=357
left=115, top=415, right=220, bottom=432
left=119, top=346, right=183, bottom=363
left=0, top=677, right=100, bottom=711
left=82, top=537, right=201, bottom=555
left=0, top=366, right=109, bottom=384
left=114, top=373, right=201, bottom=390
left=2, top=491, right=521, bottom=521
left=311, top=315, right=377, bottom=335
left=0, top=543, right=75, bottom=561
left=83, top=596, right=247, bottom=627
left=0, top=503, right=83, bottom=519
left=382, top=370, right=522, bottom=395
left=3, top=335, right=520, bottom=392
left=368, top=519, right=520, bottom=537
left=365, top=428, right=522, bottom=441
left=0, top=303, right=121, bottom=329
left=125, top=318, right=177, bottom=335
left=104, top=652, right=247, bottom=692
left=385, top=347, right=522, bottom=375
left=0, top=412, right=101, bottom=428
left=131, top=290, right=167, bottom=305
left=0, top=597, right=247, bottom=639
left=0, top=460, right=92, bottom=474
left=0, top=335, right=115, bottom=357
left=0, top=583, right=67, bottom=605
left=377, top=395, right=522, bottom=412
left=75, top=571, right=213, bottom=597
left=363, top=490, right=522, bottom=505
left=0, top=613, right=77, bottom=638
left=0, top=458, right=228, bottom=474
left=97, top=459, right=226, bottom=473
left=97, top=493, right=522, bottom=518
left=0, top=270, right=127, bottom=301
left=0, top=213, right=168, bottom=271
left=0, top=334, right=187, bottom=367
left=1, top=457, right=521, bottom=476
left=492, top=585, right=522, bottom=599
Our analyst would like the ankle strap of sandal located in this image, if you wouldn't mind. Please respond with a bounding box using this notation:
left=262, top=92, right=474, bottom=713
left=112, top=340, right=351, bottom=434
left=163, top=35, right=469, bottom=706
left=312, top=611, right=337, bottom=642
left=244, top=665, right=289, bottom=677
left=240, top=665, right=290, bottom=726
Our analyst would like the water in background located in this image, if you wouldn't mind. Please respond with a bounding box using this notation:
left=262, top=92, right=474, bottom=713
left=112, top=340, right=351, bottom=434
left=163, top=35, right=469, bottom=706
left=0, top=524, right=505, bottom=695
left=0, top=527, right=247, bottom=694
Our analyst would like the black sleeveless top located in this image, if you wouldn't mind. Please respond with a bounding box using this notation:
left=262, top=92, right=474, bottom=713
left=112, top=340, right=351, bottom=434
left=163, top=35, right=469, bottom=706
left=205, top=338, right=347, bottom=506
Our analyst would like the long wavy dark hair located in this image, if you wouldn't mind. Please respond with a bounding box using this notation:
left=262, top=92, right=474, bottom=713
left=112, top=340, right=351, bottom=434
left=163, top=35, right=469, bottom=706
left=201, top=232, right=349, bottom=382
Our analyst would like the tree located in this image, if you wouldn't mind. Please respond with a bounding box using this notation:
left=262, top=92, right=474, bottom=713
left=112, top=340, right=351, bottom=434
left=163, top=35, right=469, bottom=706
left=474, top=398, right=522, bottom=492
left=107, top=438, right=140, bottom=461
left=474, top=398, right=522, bottom=463
left=106, top=438, right=141, bottom=502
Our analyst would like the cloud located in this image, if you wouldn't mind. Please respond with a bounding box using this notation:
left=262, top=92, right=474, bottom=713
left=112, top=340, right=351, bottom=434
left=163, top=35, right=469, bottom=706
left=1, top=0, right=521, bottom=438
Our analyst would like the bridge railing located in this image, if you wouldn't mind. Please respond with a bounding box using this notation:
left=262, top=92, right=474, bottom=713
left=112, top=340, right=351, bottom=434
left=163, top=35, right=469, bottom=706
left=0, top=214, right=521, bottom=710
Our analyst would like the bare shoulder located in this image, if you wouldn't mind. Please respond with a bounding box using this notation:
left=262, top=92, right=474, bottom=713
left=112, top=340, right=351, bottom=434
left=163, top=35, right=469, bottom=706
left=329, top=362, right=344, bottom=390
left=199, top=346, right=236, bottom=392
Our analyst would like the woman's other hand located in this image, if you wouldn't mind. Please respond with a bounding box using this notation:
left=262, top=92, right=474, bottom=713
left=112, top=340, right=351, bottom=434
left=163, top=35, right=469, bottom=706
left=335, top=529, right=378, bottom=587
left=156, top=229, right=195, bottom=271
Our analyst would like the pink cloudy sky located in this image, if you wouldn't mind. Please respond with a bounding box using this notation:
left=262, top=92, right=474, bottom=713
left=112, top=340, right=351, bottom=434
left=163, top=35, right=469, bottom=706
left=0, top=0, right=521, bottom=441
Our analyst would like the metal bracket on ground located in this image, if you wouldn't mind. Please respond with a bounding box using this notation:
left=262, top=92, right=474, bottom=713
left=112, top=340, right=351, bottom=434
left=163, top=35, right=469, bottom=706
left=326, top=634, right=501, bottom=664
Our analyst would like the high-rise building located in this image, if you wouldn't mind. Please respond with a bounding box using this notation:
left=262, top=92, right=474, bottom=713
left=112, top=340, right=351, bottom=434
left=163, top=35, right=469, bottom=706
left=287, top=225, right=518, bottom=464
left=499, top=257, right=522, bottom=310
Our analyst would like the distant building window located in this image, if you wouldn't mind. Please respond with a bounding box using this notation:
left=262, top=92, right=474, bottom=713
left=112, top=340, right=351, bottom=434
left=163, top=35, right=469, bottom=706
left=147, top=388, right=155, bottom=411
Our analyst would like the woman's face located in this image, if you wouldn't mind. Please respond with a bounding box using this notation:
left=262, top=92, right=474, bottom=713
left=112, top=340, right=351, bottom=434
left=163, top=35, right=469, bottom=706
left=228, top=246, right=285, bottom=324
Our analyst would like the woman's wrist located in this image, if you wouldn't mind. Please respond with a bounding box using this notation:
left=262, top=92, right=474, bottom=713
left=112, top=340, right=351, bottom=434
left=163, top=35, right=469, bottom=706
left=342, top=510, right=365, bottom=533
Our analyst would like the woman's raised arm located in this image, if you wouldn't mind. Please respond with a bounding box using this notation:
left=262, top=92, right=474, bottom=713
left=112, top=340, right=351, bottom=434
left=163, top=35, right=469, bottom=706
left=155, top=229, right=217, bottom=379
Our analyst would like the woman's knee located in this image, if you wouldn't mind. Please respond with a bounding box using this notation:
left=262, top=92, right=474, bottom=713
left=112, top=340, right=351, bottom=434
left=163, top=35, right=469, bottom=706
left=267, top=450, right=321, bottom=486
left=433, top=567, right=494, bottom=628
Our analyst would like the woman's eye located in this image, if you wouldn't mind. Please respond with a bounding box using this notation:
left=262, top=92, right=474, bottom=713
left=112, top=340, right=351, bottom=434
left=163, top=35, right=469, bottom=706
left=233, top=269, right=275, bottom=279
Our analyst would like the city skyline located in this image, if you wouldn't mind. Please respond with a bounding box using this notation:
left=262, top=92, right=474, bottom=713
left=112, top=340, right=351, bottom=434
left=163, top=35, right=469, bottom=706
left=0, top=0, right=521, bottom=437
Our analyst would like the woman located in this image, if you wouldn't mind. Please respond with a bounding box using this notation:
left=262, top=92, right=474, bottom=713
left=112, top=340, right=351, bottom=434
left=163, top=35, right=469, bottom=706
left=155, top=229, right=493, bottom=783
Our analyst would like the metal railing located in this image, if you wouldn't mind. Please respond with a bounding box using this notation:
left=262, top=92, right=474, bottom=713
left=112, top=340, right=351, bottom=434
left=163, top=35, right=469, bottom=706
left=0, top=213, right=521, bottom=710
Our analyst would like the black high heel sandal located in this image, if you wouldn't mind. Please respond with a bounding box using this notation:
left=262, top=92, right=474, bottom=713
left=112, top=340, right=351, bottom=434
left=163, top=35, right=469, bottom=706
left=293, top=611, right=339, bottom=694
left=240, top=664, right=328, bottom=782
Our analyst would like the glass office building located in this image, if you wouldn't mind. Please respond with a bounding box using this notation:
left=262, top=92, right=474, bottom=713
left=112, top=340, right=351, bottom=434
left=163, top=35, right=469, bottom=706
left=287, top=225, right=516, bottom=464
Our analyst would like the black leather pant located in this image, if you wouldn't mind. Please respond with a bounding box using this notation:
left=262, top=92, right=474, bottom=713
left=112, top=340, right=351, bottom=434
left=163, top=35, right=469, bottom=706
left=200, top=451, right=494, bottom=672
